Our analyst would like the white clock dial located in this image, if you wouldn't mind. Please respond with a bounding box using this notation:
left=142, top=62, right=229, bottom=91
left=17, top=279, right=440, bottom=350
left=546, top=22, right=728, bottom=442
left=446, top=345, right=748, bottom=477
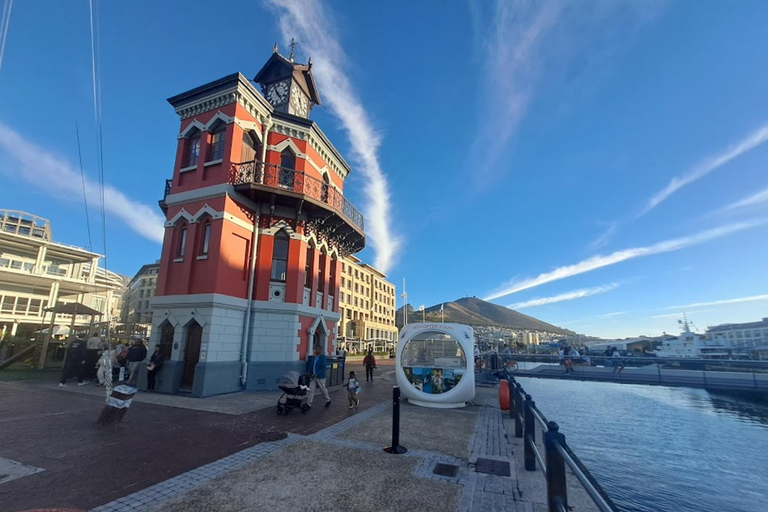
left=290, top=84, right=309, bottom=117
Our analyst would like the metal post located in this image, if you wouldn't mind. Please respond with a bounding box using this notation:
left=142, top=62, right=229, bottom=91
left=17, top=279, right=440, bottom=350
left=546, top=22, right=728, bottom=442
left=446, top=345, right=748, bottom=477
left=514, top=383, right=524, bottom=438
left=545, top=421, right=568, bottom=512
left=524, top=394, right=536, bottom=471
left=384, top=386, right=407, bottom=454
left=657, top=362, right=661, bottom=384
left=507, top=376, right=516, bottom=419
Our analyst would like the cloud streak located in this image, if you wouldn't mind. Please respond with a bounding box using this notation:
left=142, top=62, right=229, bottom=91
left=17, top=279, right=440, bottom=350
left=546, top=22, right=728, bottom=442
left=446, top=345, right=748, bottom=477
left=265, top=0, right=400, bottom=273
left=718, top=186, right=768, bottom=214
left=640, top=124, right=768, bottom=216
left=0, top=122, right=165, bottom=244
left=508, top=283, right=619, bottom=309
left=663, top=294, right=768, bottom=311
left=485, top=219, right=768, bottom=300
left=469, top=0, right=662, bottom=191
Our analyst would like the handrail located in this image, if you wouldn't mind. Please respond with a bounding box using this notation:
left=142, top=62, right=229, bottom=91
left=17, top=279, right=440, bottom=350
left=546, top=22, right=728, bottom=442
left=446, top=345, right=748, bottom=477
left=228, top=160, right=365, bottom=232
left=508, top=376, right=619, bottom=512
left=554, top=442, right=615, bottom=512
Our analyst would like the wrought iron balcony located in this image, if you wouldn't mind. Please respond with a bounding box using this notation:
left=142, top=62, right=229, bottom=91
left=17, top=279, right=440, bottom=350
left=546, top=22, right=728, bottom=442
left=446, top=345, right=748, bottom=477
left=230, top=161, right=364, bottom=232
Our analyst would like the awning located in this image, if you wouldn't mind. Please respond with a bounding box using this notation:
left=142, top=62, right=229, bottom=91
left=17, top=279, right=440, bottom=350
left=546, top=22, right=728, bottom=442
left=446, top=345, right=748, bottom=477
left=44, top=302, right=103, bottom=316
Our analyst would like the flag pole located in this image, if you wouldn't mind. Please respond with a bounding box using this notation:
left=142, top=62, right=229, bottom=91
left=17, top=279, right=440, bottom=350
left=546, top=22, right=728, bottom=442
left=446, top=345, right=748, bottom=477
left=441, top=304, right=444, bottom=323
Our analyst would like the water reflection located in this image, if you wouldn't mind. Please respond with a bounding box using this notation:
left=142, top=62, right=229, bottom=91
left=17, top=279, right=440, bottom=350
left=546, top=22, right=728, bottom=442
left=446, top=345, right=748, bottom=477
left=515, top=378, right=768, bottom=512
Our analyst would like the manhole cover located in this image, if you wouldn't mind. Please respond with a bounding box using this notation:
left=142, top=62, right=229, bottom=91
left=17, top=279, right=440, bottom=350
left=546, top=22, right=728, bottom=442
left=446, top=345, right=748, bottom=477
left=433, top=463, right=459, bottom=477
left=475, top=458, right=511, bottom=477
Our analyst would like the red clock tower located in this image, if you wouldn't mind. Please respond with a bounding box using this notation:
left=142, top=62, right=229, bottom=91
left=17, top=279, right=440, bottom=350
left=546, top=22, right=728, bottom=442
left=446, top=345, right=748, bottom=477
left=149, top=47, right=364, bottom=396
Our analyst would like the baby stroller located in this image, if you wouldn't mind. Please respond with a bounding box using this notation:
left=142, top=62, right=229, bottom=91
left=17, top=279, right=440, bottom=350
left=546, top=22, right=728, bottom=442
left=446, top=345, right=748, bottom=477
left=277, top=371, right=312, bottom=414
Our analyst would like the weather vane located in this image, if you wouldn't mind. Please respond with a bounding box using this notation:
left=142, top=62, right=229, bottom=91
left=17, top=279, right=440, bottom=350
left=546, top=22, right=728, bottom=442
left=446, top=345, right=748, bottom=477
left=289, top=38, right=297, bottom=62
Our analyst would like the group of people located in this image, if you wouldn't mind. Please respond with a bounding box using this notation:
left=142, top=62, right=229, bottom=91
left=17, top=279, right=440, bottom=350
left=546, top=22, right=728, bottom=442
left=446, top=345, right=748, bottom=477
left=558, top=345, right=590, bottom=373
left=302, top=346, right=375, bottom=411
left=58, top=335, right=165, bottom=390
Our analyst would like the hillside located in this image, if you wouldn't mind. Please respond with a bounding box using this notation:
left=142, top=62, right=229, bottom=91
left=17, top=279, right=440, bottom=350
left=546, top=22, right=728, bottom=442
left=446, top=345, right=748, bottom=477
left=396, top=297, right=572, bottom=335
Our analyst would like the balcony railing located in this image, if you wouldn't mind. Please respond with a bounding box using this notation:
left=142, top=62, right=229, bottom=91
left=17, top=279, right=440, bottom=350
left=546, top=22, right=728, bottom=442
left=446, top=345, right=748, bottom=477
left=229, top=161, right=364, bottom=232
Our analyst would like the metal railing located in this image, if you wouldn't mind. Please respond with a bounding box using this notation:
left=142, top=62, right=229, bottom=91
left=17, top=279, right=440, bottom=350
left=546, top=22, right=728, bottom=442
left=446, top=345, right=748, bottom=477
left=508, top=376, right=619, bottom=512
left=0, top=210, right=51, bottom=241
left=228, top=160, right=365, bottom=232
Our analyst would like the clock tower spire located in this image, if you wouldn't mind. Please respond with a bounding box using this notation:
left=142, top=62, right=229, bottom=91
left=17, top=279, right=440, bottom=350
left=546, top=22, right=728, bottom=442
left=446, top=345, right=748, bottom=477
left=254, top=44, right=320, bottom=118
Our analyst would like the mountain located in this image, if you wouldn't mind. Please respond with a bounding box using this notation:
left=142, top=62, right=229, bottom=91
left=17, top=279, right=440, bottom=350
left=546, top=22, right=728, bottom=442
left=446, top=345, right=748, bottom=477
left=396, top=297, right=572, bottom=335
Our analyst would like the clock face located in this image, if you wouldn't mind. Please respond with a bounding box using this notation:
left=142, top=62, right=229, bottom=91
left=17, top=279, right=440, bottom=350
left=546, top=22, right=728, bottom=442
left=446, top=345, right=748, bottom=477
left=290, top=83, right=309, bottom=117
left=266, top=80, right=289, bottom=105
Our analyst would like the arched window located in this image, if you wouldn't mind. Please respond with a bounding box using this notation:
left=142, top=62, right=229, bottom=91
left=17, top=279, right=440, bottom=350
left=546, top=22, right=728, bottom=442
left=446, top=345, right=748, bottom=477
left=270, top=231, right=290, bottom=282
left=185, top=132, right=201, bottom=168
left=207, top=124, right=226, bottom=162
left=279, top=149, right=295, bottom=189
left=318, top=250, right=327, bottom=293
left=177, top=224, right=188, bottom=258
left=304, top=244, right=313, bottom=288
left=199, top=221, right=211, bottom=256
left=240, top=131, right=261, bottom=163
left=280, top=149, right=295, bottom=169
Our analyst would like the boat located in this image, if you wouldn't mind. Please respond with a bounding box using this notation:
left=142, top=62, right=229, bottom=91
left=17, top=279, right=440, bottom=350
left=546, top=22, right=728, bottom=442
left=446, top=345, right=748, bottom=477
left=654, top=316, right=731, bottom=359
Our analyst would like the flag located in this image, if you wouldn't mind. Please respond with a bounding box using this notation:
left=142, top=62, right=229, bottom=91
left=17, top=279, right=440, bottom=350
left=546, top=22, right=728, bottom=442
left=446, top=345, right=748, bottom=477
left=440, top=303, right=444, bottom=312
left=418, top=305, right=425, bottom=311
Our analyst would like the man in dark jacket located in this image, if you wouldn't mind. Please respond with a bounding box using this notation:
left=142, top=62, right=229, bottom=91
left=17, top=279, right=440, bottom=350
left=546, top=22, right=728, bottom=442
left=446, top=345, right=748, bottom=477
left=126, top=339, right=148, bottom=387
left=147, top=345, right=164, bottom=391
left=305, top=345, right=330, bottom=409
left=363, top=349, right=377, bottom=382
left=59, top=338, right=88, bottom=388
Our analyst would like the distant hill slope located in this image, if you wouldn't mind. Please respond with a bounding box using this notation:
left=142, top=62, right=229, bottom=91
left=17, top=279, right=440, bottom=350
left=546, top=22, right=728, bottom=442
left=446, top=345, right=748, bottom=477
left=396, top=297, right=571, bottom=335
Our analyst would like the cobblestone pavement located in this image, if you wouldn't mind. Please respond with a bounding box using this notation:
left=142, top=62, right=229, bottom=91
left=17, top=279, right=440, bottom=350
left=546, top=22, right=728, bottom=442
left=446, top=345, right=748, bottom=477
left=0, top=362, right=395, bottom=512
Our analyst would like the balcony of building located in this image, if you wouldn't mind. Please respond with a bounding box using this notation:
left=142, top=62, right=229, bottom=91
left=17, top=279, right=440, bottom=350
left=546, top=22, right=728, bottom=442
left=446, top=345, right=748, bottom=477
left=228, top=161, right=365, bottom=253
left=0, top=210, right=51, bottom=241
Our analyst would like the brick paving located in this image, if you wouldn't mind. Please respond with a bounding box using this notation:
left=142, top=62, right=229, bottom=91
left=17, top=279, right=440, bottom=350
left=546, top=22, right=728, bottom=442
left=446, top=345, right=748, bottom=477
left=0, top=361, right=394, bottom=512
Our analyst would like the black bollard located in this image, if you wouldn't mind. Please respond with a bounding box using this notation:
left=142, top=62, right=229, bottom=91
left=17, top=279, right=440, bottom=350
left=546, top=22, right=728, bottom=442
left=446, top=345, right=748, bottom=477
left=507, top=376, right=515, bottom=419
left=384, top=386, right=407, bottom=454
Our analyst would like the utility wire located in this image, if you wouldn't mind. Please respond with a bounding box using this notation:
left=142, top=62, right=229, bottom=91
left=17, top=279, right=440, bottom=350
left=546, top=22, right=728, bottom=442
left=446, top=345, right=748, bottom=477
left=89, top=0, right=112, bottom=343
left=75, top=122, right=93, bottom=251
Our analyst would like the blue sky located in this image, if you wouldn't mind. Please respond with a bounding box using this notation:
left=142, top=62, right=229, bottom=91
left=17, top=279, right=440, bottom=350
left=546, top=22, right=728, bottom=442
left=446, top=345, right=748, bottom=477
left=1, top=0, right=767, bottom=338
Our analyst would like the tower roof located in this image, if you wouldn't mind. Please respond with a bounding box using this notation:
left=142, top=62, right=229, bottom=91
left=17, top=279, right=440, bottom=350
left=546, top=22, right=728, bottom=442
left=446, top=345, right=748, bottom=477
left=253, top=49, right=321, bottom=105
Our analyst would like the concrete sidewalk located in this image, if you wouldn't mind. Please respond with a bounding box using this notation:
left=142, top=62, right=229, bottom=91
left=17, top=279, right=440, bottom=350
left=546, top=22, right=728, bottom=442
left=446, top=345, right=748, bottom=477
left=91, top=387, right=600, bottom=512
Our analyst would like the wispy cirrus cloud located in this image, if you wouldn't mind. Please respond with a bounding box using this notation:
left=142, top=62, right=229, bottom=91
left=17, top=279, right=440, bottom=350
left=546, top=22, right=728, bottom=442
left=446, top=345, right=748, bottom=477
left=663, top=294, right=768, bottom=311
left=469, top=0, right=662, bottom=192
left=508, top=282, right=619, bottom=310
left=0, top=122, right=164, bottom=244
left=640, top=124, right=768, bottom=217
left=717, top=186, right=768, bottom=214
left=649, top=310, right=715, bottom=319
left=265, top=0, right=400, bottom=273
left=586, top=221, right=618, bottom=253
left=484, top=219, right=768, bottom=301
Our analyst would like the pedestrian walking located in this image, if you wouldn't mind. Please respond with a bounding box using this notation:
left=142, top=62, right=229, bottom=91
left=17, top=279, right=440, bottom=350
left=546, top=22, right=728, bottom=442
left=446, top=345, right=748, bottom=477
left=347, top=371, right=360, bottom=408
left=126, top=338, right=147, bottom=387
left=305, top=346, right=331, bottom=409
left=147, top=345, right=164, bottom=391
left=363, top=349, right=377, bottom=382
left=95, top=343, right=114, bottom=388
left=59, top=338, right=88, bottom=387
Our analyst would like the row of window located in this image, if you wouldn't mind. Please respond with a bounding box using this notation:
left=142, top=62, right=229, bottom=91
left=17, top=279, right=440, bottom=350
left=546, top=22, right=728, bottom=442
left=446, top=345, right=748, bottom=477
left=184, top=126, right=226, bottom=168
left=0, top=295, right=45, bottom=316
left=175, top=222, right=212, bottom=259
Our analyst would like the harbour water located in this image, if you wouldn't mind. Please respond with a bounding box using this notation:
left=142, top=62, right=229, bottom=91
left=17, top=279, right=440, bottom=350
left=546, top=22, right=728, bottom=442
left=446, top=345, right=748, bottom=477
left=516, top=378, right=768, bottom=512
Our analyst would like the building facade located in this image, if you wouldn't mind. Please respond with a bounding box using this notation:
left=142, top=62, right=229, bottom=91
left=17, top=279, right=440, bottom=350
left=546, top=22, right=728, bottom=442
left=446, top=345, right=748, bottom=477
left=149, top=48, right=365, bottom=396
left=0, top=210, right=126, bottom=341
left=120, top=262, right=160, bottom=337
left=707, top=318, right=768, bottom=356
left=338, top=255, right=397, bottom=350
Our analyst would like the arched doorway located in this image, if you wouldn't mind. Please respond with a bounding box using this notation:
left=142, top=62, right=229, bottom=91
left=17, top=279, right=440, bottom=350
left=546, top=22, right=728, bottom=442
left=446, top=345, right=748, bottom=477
left=182, top=321, right=203, bottom=389
left=159, top=322, right=175, bottom=360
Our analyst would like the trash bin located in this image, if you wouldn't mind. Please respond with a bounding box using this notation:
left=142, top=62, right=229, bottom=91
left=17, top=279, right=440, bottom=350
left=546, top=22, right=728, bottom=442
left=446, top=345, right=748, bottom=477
left=325, top=356, right=345, bottom=387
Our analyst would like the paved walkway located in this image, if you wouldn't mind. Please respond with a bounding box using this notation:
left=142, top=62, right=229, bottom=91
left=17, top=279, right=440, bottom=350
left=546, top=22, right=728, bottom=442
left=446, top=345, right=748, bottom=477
left=88, top=389, right=599, bottom=512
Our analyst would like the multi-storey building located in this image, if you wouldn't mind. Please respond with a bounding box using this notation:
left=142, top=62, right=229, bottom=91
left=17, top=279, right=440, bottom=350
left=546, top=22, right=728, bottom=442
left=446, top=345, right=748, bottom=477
left=707, top=318, right=768, bottom=355
left=149, top=47, right=365, bottom=396
left=338, top=255, right=397, bottom=349
left=0, top=210, right=127, bottom=341
left=120, top=262, right=160, bottom=337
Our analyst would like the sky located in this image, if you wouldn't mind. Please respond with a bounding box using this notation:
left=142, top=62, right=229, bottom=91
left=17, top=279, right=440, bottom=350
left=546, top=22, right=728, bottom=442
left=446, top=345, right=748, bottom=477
left=1, top=0, right=767, bottom=339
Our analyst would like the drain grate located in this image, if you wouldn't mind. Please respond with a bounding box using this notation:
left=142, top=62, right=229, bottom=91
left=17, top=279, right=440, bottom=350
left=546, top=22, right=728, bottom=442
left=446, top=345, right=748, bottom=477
left=475, top=458, right=511, bottom=477
left=433, top=463, right=460, bottom=477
